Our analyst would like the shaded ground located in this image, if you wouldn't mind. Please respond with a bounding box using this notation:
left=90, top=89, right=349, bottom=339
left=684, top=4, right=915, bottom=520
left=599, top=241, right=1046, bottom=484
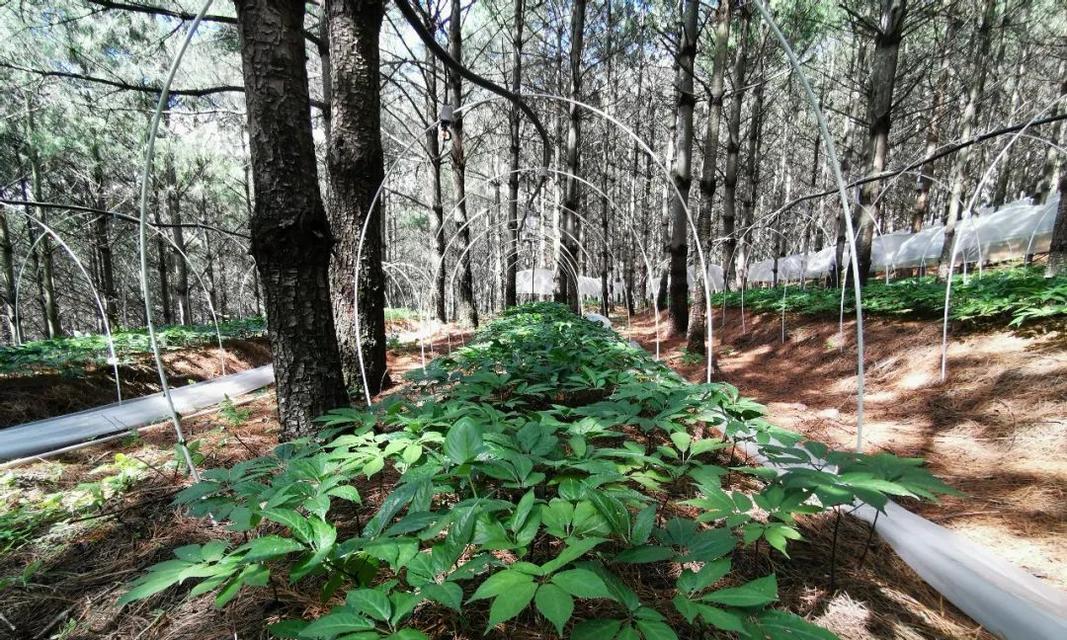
left=0, top=338, right=273, bottom=428
left=623, top=308, right=1067, bottom=595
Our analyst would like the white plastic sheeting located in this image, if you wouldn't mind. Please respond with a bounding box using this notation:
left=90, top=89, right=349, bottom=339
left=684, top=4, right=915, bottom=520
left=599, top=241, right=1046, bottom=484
left=515, top=268, right=557, bottom=296
left=516, top=269, right=648, bottom=301
left=747, top=195, right=1059, bottom=283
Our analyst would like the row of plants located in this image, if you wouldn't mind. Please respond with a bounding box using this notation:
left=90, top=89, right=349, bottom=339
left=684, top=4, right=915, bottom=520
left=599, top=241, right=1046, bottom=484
left=119, top=302, right=957, bottom=639
left=0, top=316, right=266, bottom=374
left=714, top=266, right=1067, bottom=327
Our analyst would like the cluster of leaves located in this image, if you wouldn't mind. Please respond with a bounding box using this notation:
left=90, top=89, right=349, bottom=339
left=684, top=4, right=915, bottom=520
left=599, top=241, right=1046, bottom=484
left=0, top=316, right=265, bottom=374
left=0, top=453, right=147, bottom=556
left=713, top=267, right=1067, bottom=327
left=120, top=302, right=956, bottom=639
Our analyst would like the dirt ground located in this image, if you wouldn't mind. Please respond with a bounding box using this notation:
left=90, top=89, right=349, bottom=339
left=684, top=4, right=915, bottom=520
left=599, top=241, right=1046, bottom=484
left=622, top=308, right=1067, bottom=595
left=0, top=338, right=273, bottom=428
left=0, top=318, right=1049, bottom=640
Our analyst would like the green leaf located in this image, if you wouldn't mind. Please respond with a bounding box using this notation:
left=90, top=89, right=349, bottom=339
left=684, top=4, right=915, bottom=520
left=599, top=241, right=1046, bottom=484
left=539, top=537, right=606, bottom=574
left=262, top=508, right=313, bottom=543
left=701, top=575, right=777, bottom=608
left=696, top=604, right=746, bottom=632
left=402, top=444, right=424, bottom=464
left=614, top=545, right=675, bottom=564
left=677, top=558, right=730, bottom=594
left=535, top=583, right=574, bottom=635
left=551, top=568, right=611, bottom=599
left=243, top=535, right=305, bottom=562
left=346, top=588, right=392, bottom=622
left=756, top=610, right=838, bottom=639
left=445, top=417, right=484, bottom=465
left=572, top=619, right=623, bottom=640
left=469, top=569, right=534, bottom=602
left=299, top=610, right=375, bottom=638
left=669, top=432, right=691, bottom=453
left=326, top=485, right=362, bottom=504
left=268, top=620, right=309, bottom=638
left=117, top=560, right=190, bottom=605
left=630, top=505, right=656, bottom=545
left=635, top=620, right=678, bottom=640
left=486, top=580, right=537, bottom=629
left=421, top=582, right=462, bottom=611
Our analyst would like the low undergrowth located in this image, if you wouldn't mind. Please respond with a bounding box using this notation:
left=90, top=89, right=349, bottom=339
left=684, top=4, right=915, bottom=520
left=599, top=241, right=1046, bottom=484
left=119, top=302, right=957, bottom=639
left=0, top=316, right=265, bottom=374
left=717, top=267, right=1067, bottom=327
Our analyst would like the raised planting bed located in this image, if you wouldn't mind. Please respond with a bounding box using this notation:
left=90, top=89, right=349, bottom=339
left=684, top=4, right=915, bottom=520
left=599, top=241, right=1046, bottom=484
left=118, top=302, right=957, bottom=639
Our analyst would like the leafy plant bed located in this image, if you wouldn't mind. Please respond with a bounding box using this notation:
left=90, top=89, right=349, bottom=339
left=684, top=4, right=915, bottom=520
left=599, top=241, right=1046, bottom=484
left=0, top=317, right=266, bottom=376
left=715, top=266, right=1067, bottom=327
left=0, top=338, right=272, bottom=428
left=113, top=302, right=958, bottom=639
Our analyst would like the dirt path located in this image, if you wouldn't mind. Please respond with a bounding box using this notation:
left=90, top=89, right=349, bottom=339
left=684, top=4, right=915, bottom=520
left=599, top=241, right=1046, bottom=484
left=624, top=308, right=1067, bottom=591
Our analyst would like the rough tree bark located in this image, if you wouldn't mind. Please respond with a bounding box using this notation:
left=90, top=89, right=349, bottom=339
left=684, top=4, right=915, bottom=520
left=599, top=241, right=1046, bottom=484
left=419, top=12, right=447, bottom=322
left=324, top=0, right=391, bottom=395
left=913, top=17, right=954, bottom=232
left=736, top=73, right=765, bottom=289
left=939, top=0, right=997, bottom=279
left=686, top=0, right=730, bottom=354
left=164, top=152, right=192, bottom=324
left=23, top=96, right=62, bottom=338
left=0, top=203, right=17, bottom=342
left=90, top=144, right=118, bottom=327
left=666, top=0, right=699, bottom=336
left=722, top=9, right=750, bottom=290
left=504, top=0, right=524, bottom=308
left=447, top=0, right=479, bottom=327
left=855, top=0, right=907, bottom=286
left=557, top=0, right=586, bottom=313
left=232, top=0, right=349, bottom=438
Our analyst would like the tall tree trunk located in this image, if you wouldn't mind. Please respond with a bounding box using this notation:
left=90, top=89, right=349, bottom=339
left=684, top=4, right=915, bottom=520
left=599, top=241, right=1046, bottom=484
left=836, top=39, right=867, bottom=287
left=558, top=0, right=586, bottom=313
left=232, top=0, right=348, bottom=438
left=421, top=20, right=447, bottom=323
left=855, top=0, right=907, bottom=286
left=939, top=0, right=997, bottom=279
left=913, top=18, right=954, bottom=232
left=665, top=0, right=698, bottom=336
left=152, top=205, right=173, bottom=325
left=686, top=0, right=730, bottom=353
left=504, top=0, right=524, bottom=308
left=599, top=0, right=615, bottom=318
left=24, top=97, right=62, bottom=338
left=324, top=0, right=391, bottom=394
left=90, top=145, right=118, bottom=327
left=1031, top=65, right=1066, bottom=204
left=420, top=15, right=447, bottom=322
left=722, top=9, right=750, bottom=290
left=447, top=0, right=479, bottom=327
left=200, top=195, right=218, bottom=315
left=0, top=202, right=18, bottom=343
left=1047, top=172, right=1067, bottom=276
left=737, top=74, right=765, bottom=289
left=164, top=154, right=192, bottom=324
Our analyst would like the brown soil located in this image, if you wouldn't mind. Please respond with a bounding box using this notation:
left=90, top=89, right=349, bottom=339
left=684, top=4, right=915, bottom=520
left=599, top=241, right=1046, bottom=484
left=0, top=338, right=273, bottom=428
left=1, top=318, right=1044, bottom=640
left=622, top=309, right=1067, bottom=593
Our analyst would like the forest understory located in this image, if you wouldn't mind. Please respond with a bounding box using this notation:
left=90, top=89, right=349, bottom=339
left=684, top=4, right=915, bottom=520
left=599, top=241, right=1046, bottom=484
left=5, top=311, right=1063, bottom=640
left=627, top=309, right=1067, bottom=592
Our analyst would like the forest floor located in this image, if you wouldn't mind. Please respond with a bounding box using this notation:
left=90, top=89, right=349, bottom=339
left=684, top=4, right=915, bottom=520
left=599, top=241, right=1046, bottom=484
left=623, top=308, right=1067, bottom=593
left=0, top=338, right=273, bottom=428
left=2, top=313, right=1058, bottom=640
